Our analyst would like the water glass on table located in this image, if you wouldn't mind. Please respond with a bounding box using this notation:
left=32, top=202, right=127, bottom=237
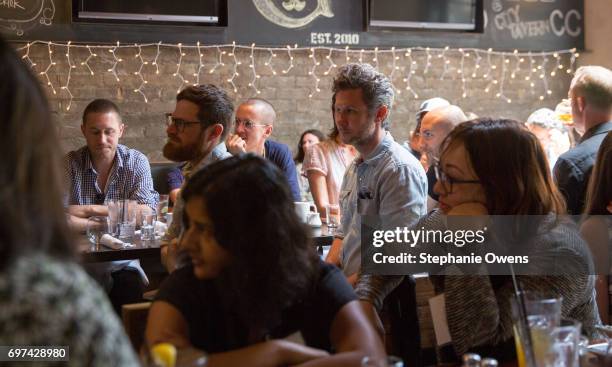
left=157, top=194, right=169, bottom=222
left=86, top=216, right=108, bottom=248
left=140, top=209, right=157, bottom=241
left=548, top=319, right=583, bottom=367
left=107, top=199, right=137, bottom=241
left=326, top=204, right=340, bottom=231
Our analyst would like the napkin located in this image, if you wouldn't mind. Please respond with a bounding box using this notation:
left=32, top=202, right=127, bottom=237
left=155, top=220, right=168, bottom=235
left=100, top=234, right=132, bottom=249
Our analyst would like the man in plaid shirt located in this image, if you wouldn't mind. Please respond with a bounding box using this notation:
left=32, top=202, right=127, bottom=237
left=65, top=99, right=158, bottom=230
left=64, top=98, right=158, bottom=313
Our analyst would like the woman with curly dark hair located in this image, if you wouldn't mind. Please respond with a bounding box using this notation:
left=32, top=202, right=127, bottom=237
left=146, top=155, right=385, bottom=366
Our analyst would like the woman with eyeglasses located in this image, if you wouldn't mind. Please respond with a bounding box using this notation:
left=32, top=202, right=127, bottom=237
left=146, top=155, right=385, bottom=366
left=357, top=118, right=600, bottom=363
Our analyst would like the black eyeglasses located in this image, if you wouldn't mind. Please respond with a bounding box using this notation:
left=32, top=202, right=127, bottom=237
left=165, top=113, right=202, bottom=132
left=433, top=163, right=481, bottom=194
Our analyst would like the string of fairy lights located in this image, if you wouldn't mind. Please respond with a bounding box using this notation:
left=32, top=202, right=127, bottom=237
left=15, top=41, right=579, bottom=111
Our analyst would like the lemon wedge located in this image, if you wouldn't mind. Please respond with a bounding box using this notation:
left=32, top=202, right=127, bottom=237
left=151, top=343, right=177, bottom=367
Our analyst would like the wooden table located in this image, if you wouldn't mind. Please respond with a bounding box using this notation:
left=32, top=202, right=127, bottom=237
left=79, top=236, right=161, bottom=263
left=79, top=225, right=335, bottom=263
left=311, top=224, right=335, bottom=248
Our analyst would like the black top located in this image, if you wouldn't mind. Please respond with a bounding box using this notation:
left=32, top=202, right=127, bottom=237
left=553, top=121, right=612, bottom=215
left=156, top=260, right=357, bottom=353
left=427, top=167, right=439, bottom=202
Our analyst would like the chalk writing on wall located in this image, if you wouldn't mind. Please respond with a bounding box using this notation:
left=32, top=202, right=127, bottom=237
left=489, top=0, right=581, bottom=40
left=0, top=0, right=54, bottom=36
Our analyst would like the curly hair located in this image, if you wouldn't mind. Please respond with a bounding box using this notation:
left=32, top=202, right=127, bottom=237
left=181, top=155, right=320, bottom=333
left=332, top=63, right=394, bottom=129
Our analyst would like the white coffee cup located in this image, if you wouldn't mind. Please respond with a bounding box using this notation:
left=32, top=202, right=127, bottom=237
left=294, top=201, right=311, bottom=222
left=307, top=212, right=322, bottom=227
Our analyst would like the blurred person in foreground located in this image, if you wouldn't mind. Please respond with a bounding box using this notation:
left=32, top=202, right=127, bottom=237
left=580, top=131, right=612, bottom=323
left=358, top=119, right=601, bottom=363
left=0, top=37, right=139, bottom=366
left=146, top=155, right=385, bottom=366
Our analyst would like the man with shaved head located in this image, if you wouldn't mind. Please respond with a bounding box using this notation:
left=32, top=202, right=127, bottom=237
left=228, top=98, right=300, bottom=200
left=418, top=105, right=468, bottom=207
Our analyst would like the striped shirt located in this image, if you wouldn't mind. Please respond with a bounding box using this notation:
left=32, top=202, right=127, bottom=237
left=65, top=144, right=158, bottom=208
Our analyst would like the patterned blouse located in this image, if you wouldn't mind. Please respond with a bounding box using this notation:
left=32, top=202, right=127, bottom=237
left=357, top=210, right=602, bottom=358
left=0, top=254, right=140, bottom=366
left=302, top=139, right=356, bottom=206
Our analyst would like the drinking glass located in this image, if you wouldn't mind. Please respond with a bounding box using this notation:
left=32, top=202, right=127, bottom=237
left=361, top=355, right=403, bottom=367
left=157, top=195, right=169, bottom=222
left=547, top=319, right=582, bottom=367
left=108, top=199, right=138, bottom=241
left=511, top=292, right=562, bottom=367
left=141, top=210, right=157, bottom=241
left=86, top=216, right=108, bottom=246
left=326, top=204, right=340, bottom=229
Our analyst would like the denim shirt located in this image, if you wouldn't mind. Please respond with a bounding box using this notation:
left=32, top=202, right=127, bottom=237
left=337, top=132, right=428, bottom=276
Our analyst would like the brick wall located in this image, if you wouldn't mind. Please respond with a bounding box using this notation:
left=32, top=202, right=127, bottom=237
left=15, top=42, right=573, bottom=161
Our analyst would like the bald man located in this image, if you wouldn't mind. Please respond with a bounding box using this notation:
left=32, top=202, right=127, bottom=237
left=418, top=105, right=468, bottom=207
left=227, top=98, right=300, bottom=200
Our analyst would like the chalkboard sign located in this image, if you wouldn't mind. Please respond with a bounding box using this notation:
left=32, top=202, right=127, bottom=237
left=0, top=0, right=584, bottom=51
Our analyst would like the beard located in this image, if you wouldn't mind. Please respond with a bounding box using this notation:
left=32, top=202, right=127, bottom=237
left=163, top=138, right=204, bottom=162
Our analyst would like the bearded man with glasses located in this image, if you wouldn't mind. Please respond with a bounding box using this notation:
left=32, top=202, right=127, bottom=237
left=161, top=84, right=234, bottom=272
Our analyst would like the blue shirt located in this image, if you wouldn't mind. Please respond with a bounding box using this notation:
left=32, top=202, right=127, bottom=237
left=337, top=132, right=428, bottom=276
left=553, top=121, right=612, bottom=215
left=65, top=144, right=158, bottom=208
left=265, top=139, right=301, bottom=201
